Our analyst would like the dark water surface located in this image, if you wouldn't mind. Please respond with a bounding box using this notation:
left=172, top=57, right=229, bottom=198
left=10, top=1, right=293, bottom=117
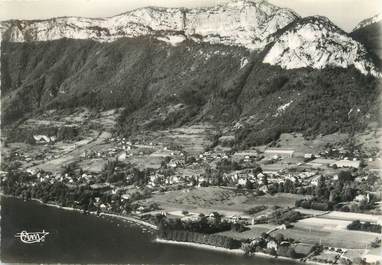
left=1, top=196, right=298, bottom=264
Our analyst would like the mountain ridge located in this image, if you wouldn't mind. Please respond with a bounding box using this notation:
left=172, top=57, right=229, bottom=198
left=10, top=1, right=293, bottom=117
left=353, top=13, right=382, bottom=32
left=1, top=0, right=380, bottom=77
left=0, top=0, right=299, bottom=50
left=351, top=14, right=382, bottom=63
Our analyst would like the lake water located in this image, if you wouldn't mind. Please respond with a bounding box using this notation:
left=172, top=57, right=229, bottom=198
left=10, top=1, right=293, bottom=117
left=1, top=196, right=298, bottom=264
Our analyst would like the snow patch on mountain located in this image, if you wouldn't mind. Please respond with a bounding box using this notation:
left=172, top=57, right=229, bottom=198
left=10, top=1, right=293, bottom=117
left=273, top=100, right=293, bottom=117
left=0, top=0, right=299, bottom=50
left=263, top=16, right=381, bottom=77
left=240, top=57, right=249, bottom=69
left=157, top=34, right=186, bottom=46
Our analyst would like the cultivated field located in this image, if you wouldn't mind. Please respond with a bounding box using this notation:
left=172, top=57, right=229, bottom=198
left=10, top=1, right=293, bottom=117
left=277, top=225, right=379, bottom=249
left=322, top=211, right=382, bottom=223
left=140, top=187, right=309, bottom=215
left=26, top=131, right=111, bottom=173
left=149, top=123, right=218, bottom=154
left=217, top=224, right=274, bottom=240
left=275, top=133, right=349, bottom=158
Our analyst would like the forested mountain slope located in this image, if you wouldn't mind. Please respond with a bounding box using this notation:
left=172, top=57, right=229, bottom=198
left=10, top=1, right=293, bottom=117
left=1, top=38, right=379, bottom=146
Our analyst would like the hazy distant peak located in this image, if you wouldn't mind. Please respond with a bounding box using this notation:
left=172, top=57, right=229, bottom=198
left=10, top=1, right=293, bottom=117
left=353, top=13, right=382, bottom=31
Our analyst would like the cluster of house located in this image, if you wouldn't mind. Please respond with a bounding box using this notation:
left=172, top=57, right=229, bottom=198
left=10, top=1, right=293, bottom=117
left=18, top=141, right=369, bottom=200
left=197, top=151, right=230, bottom=162
left=248, top=232, right=317, bottom=258
left=147, top=174, right=197, bottom=187
left=25, top=168, right=96, bottom=186
left=84, top=183, right=160, bottom=214
left=9, top=151, right=33, bottom=162
left=109, top=137, right=161, bottom=153
left=231, top=150, right=259, bottom=162
left=319, top=145, right=363, bottom=160
left=144, top=165, right=334, bottom=191
left=221, top=169, right=321, bottom=188
left=13, top=139, right=374, bottom=211
left=81, top=137, right=153, bottom=161
left=33, top=134, right=57, bottom=144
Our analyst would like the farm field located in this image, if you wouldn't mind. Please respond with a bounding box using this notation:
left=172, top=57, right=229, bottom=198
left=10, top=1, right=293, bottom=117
left=148, top=123, right=218, bottom=154
left=276, top=225, right=379, bottom=249
left=355, top=127, right=382, bottom=158
left=139, top=187, right=310, bottom=214
left=215, top=220, right=380, bottom=249
left=296, top=217, right=351, bottom=231
left=218, top=214, right=381, bottom=250
left=26, top=131, right=111, bottom=173
left=128, top=155, right=163, bottom=169
left=78, top=158, right=107, bottom=173
left=295, top=208, right=328, bottom=216
left=217, top=224, right=275, bottom=240
left=321, top=211, right=382, bottom=223
left=275, top=133, right=349, bottom=158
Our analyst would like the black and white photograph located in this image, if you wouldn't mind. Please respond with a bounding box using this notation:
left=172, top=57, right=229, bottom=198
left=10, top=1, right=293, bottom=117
left=0, top=0, right=382, bottom=264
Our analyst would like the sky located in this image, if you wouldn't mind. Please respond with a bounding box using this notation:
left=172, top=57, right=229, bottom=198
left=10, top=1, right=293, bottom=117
left=0, top=0, right=381, bottom=32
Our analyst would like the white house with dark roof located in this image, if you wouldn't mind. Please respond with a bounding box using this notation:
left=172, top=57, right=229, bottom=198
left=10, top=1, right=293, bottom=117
left=264, top=148, right=295, bottom=158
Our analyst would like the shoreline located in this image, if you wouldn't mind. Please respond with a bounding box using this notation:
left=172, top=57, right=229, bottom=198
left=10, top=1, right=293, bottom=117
left=100, top=212, right=158, bottom=230
left=0, top=193, right=158, bottom=231
left=155, top=238, right=244, bottom=255
left=155, top=239, right=328, bottom=265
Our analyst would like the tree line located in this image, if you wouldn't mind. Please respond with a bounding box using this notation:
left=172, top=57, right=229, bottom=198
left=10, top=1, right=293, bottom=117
left=158, top=229, right=241, bottom=249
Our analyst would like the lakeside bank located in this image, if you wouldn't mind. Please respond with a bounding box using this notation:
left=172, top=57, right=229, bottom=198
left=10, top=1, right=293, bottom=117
left=3, top=196, right=296, bottom=265
left=155, top=238, right=244, bottom=255
left=1, top=194, right=322, bottom=265
left=0, top=193, right=158, bottom=231
left=155, top=239, right=329, bottom=265
left=100, top=212, right=158, bottom=230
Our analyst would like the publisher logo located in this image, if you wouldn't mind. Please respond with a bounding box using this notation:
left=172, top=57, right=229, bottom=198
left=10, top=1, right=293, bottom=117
left=15, top=230, right=49, bottom=244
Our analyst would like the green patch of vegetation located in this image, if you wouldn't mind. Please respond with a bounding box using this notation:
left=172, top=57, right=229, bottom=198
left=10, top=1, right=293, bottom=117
left=347, top=220, right=381, bottom=233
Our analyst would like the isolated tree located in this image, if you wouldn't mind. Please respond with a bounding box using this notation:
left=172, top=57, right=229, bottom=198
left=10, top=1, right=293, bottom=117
left=262, top=174, right=268, bottom=186
left=274, top=233, right=284, bottom=244
left=338, top=170, right=353, bottom=183
left=245, top=179, right=253, bottom=190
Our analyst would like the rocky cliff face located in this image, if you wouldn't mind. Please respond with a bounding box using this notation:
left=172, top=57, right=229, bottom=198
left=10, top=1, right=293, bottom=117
left=1, top=0, right=380, bottom=77
left=0, top=0, right=299, bottom=50
left=263, top=16, right=381, bottom=76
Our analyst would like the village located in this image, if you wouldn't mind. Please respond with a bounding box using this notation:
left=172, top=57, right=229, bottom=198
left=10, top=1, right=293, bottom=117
left=1, top=119, right=382, bottom=265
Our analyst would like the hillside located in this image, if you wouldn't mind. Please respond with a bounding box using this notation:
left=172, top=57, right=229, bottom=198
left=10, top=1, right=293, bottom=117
left=1, top=38, right=380, bottom=147
left=1, top=0, right=382, bottom=147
